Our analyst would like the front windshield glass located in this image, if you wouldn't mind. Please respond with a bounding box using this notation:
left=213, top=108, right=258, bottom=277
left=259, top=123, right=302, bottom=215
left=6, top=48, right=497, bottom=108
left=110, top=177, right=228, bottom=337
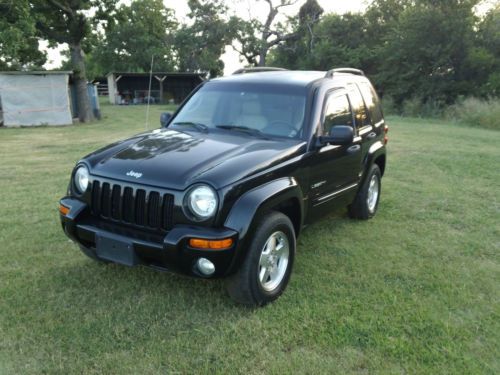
left=172, top=82, right=307, bottom=138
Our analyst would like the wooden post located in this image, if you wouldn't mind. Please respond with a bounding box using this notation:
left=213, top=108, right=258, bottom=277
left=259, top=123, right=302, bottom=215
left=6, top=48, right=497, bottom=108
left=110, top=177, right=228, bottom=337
left=154, top=75, right=167, bottom=104
left=114, top=75, right=122, bottom=104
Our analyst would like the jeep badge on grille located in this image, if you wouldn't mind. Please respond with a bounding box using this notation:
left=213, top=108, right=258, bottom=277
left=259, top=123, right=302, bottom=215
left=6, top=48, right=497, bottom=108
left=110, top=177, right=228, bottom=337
left=126, top=170, right=142, bottom=179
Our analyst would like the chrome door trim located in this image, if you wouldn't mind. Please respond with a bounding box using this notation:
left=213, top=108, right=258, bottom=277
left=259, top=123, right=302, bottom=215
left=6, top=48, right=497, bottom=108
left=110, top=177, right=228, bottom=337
left=316, top=182, right=359, bottom=204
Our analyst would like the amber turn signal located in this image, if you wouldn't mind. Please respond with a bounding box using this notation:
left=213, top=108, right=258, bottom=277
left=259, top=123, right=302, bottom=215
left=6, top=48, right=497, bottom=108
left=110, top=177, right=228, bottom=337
left=189, top=238, right=233, bottom=250
left=59, top=204, right=70, bottom=216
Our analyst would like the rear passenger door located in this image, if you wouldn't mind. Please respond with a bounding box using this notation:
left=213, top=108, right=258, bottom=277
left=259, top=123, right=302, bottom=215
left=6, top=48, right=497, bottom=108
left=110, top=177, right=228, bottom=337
left=348, top=82, right=385, bottom=155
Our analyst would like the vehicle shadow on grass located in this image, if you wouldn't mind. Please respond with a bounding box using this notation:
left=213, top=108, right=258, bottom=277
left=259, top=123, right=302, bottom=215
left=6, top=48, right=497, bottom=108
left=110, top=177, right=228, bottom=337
left=22, top=210, right=360, bottom=340
left=47, top=256, right=240, bottom=309
left=16, top=258, right=253, bottom=344
left=1, top=257, right=260, bottom=369
left=2, top=211, right=375, bottom=367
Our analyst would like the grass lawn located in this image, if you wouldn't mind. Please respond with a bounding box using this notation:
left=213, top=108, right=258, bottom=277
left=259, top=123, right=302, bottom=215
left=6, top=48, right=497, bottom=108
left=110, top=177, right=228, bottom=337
left=0, top=103, right=499, bottom=374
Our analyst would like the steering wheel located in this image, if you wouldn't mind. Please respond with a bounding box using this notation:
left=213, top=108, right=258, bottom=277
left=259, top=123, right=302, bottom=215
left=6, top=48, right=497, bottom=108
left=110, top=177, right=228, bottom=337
left=264, top=121, right=297, bottom=137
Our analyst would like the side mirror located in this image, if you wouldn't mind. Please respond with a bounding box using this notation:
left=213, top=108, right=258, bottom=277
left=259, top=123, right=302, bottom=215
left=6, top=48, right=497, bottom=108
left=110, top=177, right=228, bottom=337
left=160, top=112, right=173, bottom=128
left=319, top=125, right=354, bottom=146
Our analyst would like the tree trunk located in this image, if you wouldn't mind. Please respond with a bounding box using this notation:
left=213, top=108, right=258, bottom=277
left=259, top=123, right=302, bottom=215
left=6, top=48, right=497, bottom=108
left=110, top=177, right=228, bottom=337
left=70, top=43, right=94, bottom=123
left=258, top=49, right=267, bottom=66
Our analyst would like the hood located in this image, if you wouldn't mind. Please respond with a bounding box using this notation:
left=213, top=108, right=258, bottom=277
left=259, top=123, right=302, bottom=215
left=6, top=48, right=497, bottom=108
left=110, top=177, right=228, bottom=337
left=85, top=128, right=305, bottom=190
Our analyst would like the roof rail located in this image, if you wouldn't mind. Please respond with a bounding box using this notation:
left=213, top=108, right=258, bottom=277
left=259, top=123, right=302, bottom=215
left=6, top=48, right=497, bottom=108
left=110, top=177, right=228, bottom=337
left=232, top=67, right=287, bottom=75
left=325, top=67, right=365, bottom=78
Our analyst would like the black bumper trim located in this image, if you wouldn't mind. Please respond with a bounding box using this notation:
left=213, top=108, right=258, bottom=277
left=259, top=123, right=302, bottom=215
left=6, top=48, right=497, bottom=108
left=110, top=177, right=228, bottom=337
left=60, top=197, right=240, bottom=277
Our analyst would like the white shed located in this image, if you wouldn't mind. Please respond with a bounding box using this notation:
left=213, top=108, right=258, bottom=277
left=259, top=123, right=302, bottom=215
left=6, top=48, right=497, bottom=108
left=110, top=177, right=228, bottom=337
left=0, top=71, right=73, bottom=127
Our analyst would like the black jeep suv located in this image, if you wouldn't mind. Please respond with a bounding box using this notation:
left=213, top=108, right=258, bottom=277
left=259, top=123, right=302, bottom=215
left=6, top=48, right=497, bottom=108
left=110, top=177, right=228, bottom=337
left=59, top=67, right=388, bottom=306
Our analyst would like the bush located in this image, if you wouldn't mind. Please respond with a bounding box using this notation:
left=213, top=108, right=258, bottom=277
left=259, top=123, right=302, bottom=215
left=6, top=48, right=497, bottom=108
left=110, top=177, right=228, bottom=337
left=381, top=95, right=398, bottom=116
left=446, top=97, right=500, bottom=130
left=400, top=97, right=445, bottom=118
left=401, top=97, right=423, bottom=117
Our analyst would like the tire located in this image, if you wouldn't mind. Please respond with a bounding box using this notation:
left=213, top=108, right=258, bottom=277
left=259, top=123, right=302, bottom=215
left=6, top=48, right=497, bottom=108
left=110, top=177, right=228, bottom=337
left=348, top=164, right=382, bottom=220
left=79, top=245, right=109, bottom=263
left=226, top=211, right=296, bottom=306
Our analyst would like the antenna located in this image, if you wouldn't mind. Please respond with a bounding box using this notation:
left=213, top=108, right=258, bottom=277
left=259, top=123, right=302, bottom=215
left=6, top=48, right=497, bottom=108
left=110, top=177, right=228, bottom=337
left=145, top=55, right=154, bottom=130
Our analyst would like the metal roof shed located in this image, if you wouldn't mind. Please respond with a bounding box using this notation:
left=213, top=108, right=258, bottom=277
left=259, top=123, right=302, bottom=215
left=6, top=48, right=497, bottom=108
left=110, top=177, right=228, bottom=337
left=0, top=71, right=73, bottom=127
left=107, top=72, right=206, bottom=105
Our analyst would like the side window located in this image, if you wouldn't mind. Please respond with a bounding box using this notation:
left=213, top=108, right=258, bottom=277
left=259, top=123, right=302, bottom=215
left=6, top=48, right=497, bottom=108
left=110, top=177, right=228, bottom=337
left=347, top=84, right=370, bottom=129
left=358, top=82, right=383, bottom=124
left=322, top=94, right=353, bottom=136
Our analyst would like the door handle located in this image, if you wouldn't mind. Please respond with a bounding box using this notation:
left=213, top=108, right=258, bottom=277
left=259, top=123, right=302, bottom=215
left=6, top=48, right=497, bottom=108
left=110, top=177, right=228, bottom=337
left=367, top=132, right=377, bottom=139
left=347, top=145, right=361, bottom=153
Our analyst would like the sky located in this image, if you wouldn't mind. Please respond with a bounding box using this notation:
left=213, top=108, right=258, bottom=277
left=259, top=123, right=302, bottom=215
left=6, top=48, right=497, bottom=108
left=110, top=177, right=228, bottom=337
left=42, top=0, right=369, bottom=75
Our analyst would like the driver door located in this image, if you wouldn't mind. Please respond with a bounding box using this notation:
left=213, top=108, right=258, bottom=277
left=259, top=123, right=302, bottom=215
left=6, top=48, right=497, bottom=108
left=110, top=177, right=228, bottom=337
left=309, top=91, right=362, bottom=214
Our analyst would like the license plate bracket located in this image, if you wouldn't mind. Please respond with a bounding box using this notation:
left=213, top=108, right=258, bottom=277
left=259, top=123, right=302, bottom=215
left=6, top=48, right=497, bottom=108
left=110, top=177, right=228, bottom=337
left=95, top=233, right=138, bottom=266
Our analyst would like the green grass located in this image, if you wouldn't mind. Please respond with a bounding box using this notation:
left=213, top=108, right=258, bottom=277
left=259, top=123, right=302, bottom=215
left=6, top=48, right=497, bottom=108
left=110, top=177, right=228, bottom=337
left=0, top=107, right=499, bottom=374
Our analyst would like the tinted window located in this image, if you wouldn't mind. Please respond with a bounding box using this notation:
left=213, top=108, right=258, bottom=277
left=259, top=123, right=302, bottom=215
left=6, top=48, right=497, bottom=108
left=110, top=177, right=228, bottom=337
left=322, top=94, right=353, bottom=135
left=347, top=84, right=370, bottom=128
left=358, top=82, right=383, bottom=124
left=173, top=82, right=307, bottom=138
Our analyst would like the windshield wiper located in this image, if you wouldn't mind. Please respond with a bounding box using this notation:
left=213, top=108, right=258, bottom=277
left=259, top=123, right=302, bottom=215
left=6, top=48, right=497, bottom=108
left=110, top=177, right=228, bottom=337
left=172, top=122, right=209, bottom=132
left=216, top=125, right=269, bottom=139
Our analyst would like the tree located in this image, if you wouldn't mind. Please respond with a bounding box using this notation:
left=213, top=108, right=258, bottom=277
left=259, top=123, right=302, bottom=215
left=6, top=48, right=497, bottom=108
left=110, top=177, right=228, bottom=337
left=234, top=0, right=302, bottom=66
left=473, top=4, right=500, bottom=95
left=93, top=0, right=177, bottom=75
left=31, top=0, right=117, bottom=122
left=269, top=0, right=323, bottom=68
left=375, top=0, right=481, bottom=104
left=298, top=0, right=323, bottom=51
left=0, top=0, right=46, bottom=70
left=175, top=0, right=236, bottom=77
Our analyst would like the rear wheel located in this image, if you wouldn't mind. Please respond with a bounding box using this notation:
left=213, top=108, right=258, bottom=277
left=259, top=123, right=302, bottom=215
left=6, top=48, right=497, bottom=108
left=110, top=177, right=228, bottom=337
left=226, top=211, right=295, bottom=306
left=349, top=164, right=381, bottom=220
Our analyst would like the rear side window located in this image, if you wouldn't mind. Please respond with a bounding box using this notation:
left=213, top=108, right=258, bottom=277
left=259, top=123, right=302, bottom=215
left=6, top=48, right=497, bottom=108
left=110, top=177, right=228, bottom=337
left=347, top=84, right=370, bottom=128
left=322, top=94, right=353, bottom=136
left=358, top=82, right=383, bottom=124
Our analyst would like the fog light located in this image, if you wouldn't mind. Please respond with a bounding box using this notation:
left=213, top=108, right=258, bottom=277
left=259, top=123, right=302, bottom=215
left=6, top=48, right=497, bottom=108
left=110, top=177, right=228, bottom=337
left=196, top=258, right=215, bottom=276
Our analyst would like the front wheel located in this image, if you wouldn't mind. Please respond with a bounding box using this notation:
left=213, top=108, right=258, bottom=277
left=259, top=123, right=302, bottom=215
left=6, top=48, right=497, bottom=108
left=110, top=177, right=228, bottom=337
left=226, top=211, right=296, bottom=306
left=348, top=164, right=382, bottom=220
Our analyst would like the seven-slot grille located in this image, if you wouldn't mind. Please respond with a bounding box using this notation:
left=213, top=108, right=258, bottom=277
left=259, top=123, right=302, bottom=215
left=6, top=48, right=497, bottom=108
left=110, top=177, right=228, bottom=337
left=90, top=180, right=174, bottom=230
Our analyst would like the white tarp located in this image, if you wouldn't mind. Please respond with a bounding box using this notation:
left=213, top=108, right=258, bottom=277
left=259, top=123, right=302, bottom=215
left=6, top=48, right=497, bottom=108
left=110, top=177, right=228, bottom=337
left=0, top=73, right=73, bottom=126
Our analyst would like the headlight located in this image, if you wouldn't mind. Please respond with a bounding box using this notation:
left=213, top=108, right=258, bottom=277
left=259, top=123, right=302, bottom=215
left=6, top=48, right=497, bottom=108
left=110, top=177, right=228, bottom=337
left=187, top=185, right=218, bottom=219
left=74, top=165, right=89, bottom=194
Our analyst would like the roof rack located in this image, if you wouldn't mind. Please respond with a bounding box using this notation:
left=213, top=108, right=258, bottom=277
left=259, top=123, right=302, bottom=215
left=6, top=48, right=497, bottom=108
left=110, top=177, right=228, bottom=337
left=232, top=67, right=287, bottom=75
left=325, top=67, right=365, bottom=78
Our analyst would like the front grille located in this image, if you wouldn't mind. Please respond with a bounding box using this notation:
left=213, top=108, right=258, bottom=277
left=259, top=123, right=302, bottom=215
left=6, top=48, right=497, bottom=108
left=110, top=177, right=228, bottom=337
left=90, top=180, right=174, bottom=231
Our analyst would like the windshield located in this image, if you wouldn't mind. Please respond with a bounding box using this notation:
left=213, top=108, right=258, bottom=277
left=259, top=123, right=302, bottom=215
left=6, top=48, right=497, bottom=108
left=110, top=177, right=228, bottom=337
left=171, top=82, right=307, bottom=138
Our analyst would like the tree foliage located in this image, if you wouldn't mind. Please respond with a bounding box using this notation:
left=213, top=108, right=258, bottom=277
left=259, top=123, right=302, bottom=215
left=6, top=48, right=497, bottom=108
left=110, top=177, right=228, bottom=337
left=175, top=0, right=236, bottom=77
left=271, top=0, right=497, bottom=106
left=474, top=4, right=500, bottom=96
left=0, top=0, right=46, bottom=70
left=92, top=0, right=177, bottom=75
left=270, top=0, right=323, bottom=69
left=233, top=0, right=304, bottom=66
left=87, top=0, right=234, bottom=78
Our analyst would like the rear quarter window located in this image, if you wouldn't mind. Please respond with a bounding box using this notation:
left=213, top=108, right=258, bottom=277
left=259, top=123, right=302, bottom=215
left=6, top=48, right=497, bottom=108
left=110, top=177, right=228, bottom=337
left=358, top=82, right=384, bottom=124
left=347, top=84, right=369, bottom=129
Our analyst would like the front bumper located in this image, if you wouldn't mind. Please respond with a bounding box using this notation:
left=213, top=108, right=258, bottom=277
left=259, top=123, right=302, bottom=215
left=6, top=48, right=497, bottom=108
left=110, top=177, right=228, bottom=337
left=59, top=197, right=239, bottom=277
